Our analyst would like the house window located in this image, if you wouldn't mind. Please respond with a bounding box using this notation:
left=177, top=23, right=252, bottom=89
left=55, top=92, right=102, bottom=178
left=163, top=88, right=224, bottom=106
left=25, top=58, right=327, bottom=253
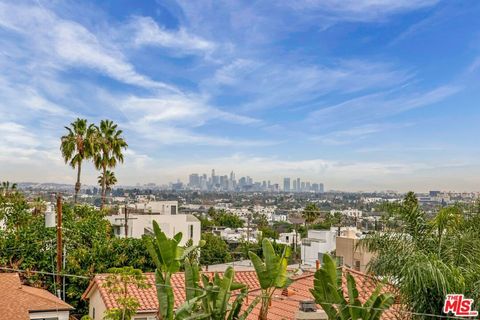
left=337, top=256, right=344, bottom=266
left=354, top=260, right=361, bottom=271
left=171, top=205, right=177, bottom=215
left=93, top=307, right=95, bottom=319
left=286, top=236, right=289, bottom=241
left=189, top=225, right=194, bottom=239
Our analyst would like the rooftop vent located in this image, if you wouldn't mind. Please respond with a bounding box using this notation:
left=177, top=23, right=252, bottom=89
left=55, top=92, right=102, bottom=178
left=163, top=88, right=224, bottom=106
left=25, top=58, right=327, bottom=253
left=299, top=300, right=317, bottom=312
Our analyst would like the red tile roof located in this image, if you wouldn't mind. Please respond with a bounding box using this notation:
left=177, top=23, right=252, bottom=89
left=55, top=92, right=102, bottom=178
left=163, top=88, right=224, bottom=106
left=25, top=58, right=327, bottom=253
left=82, top=271, right=261, bottom=312
left=83, top=268, right=408, bottom=319
left=0, top=273, right=73, bottom=320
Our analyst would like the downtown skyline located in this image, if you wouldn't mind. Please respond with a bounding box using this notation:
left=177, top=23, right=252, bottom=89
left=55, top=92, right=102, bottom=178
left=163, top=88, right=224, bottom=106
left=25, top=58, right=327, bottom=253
left=2, top=1, right=480, bottom=192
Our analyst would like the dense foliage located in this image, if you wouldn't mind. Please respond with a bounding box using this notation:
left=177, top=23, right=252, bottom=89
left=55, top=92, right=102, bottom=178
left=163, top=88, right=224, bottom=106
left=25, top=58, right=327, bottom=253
left=199, top=233, right=232, bottom=266
left=311, top=254, right=394, bottom=320
left=0, top=191, right=155, bottom=316
left=361, top=192, right=480, bottom=318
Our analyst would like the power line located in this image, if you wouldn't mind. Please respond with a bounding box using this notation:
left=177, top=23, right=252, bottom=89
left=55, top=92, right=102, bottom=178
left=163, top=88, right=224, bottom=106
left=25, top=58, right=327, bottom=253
left=1, top=266, right=472, bottom=319
left=0, top=266, right=90, bottom=279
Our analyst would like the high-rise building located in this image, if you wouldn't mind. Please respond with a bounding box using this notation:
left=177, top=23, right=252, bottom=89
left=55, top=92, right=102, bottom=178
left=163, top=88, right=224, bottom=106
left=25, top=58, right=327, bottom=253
left=293, top=180, right=297, bottom=191
left=319, top=183, right=324, bottom=193
left=283, top=177, right=291, bottom=192
left=189, top=174, right=200, bottom=188
left=296, top=178, right=301, bottom=192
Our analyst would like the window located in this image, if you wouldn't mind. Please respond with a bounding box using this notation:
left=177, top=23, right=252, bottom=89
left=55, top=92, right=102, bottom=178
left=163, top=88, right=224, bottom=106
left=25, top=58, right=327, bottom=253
left=337, top=256, right=344, bottom=266
left=354, top=260, right=361, bottom=271
left=189, top=225, right=194, bottom=239
left=286, top=236, right=289, bottom=241
left=93, top=307, right=95, bottom=319
left=171, top=205, right=177, bottom=215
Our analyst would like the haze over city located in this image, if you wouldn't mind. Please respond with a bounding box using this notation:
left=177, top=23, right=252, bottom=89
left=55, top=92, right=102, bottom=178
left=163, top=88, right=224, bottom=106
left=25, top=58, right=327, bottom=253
left=2, top=0, right=480, bottom=191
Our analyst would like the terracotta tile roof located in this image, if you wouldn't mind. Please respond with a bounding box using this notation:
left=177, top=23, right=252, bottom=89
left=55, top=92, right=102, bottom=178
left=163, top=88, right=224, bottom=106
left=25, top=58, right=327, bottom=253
left=83, top=268, right=408, bottom=319
left=246, top=268, right=408, bottom=320
left=82, top=271, right=261, bottom=312
left=0, top=273, right=74, bottom=320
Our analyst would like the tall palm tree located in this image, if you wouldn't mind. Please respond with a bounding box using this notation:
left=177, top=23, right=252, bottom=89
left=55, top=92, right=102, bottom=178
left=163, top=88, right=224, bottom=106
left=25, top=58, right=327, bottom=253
left=0, top=181, right=17, bottom=196
left=302, top=202, right=320, bottom=228
left=60, top=118, right=96, bottom=203
left=98, top=170, right=117, bottom=204
left=94, top=120, right=127, bottom=208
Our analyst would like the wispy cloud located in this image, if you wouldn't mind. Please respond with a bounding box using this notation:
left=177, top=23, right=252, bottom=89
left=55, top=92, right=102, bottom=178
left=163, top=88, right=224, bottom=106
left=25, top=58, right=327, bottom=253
left=309, top=85, right=460, bottom=127
left=310, top=123, right=412, bottom=145
left=285, top=0, right=439, bottom=22
left=0, top=2, right=178, bottom=92
left=130, top=16, right=216, bottom=55
left=206, top=59, right=413, bottom=111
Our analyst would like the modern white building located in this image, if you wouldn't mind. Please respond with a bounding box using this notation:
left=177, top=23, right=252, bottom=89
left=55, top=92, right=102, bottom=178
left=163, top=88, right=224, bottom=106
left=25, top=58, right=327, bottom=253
left=278, top=232, right=300, bottom=246
left=217, top=227, right=262, bottom=243
left=106, top=201, right=201, bottom=246
left=330, top=208, right=363, bottom=218
left=300, top=227, right=359, bottom=266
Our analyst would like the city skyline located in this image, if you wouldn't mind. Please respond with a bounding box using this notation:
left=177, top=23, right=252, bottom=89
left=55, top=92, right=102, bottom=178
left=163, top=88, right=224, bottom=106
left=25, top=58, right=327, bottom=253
left=2, top=1, right=480, bottom=191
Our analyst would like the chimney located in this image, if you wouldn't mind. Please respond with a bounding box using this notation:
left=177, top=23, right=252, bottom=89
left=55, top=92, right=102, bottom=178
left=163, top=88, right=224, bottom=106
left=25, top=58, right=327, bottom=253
left=282, top=288, right=295, bottom=297
left=295, top=301, right=327, bottom=320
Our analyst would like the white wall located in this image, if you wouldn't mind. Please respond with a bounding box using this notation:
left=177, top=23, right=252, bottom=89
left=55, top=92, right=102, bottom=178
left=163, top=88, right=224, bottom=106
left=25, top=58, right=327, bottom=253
left=107, top=214, right=201, bottom=246
left=88, top=288, right=107, bottom=320
left=301, top=229, right=337, bottom=266
left=30, top=310, right=70, bottom=320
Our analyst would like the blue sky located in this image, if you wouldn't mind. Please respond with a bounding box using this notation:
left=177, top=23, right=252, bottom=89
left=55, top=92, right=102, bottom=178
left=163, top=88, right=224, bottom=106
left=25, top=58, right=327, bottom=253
left=1, top=0, right=480, bottom=191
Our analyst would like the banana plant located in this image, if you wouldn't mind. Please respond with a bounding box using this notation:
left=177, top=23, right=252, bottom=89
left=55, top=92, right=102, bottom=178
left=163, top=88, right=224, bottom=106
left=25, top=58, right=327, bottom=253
left=145, top=221, right=205, bottom=320
left=176, top=261, right=260, bottom=320
left=310, top=254, right=395, bottom=320
left=248, top=238, right=291, bottom=320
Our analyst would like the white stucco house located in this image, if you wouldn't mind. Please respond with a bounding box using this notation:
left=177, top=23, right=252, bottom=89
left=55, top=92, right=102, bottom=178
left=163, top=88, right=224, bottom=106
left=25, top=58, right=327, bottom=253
left=300, top=227, right=359, bottom=266
left=106, top=201, right=201, bottom=246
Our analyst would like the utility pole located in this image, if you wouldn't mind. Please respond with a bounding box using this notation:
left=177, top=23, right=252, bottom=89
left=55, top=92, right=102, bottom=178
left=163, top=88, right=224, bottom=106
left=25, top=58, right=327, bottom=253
left=56, top=194, right=62, bottom=297
left=124, top=204, right=128, bottom=238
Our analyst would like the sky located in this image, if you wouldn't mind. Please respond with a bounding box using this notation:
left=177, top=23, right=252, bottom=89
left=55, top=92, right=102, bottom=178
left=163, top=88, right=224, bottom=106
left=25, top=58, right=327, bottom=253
left=1, top=0, right=480, bottom=192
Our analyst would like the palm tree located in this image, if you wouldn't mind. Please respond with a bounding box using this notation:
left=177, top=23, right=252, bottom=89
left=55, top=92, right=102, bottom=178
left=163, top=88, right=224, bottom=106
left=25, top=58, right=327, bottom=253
left=98, top=170, right=117, bottom=204
left=302, top=202, right=320, bottom=229
left=360, top=192, right=480, bottom=318
left=60, top=118, right=96, bottom=203
left=94, top=120, right=127, bottom=208
left=0, top=181, right=17, bottom=196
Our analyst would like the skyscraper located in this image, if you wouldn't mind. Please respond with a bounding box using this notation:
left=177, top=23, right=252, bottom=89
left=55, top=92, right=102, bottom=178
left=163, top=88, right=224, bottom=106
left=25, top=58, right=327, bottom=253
left=296, top=178, right=301, bottom=192
left=283, top=177, right=291, bottom=192
left=189, top=173, right=200, bottom=188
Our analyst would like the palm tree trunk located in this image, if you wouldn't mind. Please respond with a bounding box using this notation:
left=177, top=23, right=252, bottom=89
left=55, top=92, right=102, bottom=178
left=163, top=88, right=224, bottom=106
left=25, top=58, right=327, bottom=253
left=101, top=166, right=106, bottom=209
left=259, top=295, right=270, bottom=320
left=74, top=161, right=82, bottom=204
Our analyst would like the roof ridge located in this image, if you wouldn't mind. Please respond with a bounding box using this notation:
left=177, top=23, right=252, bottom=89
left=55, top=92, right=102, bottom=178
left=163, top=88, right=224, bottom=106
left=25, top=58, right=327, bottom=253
left=20, top=285, right=73, bottom=309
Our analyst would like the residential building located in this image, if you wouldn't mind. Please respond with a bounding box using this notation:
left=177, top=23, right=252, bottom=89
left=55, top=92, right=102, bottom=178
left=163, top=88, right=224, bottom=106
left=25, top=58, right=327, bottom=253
left=336, top=230, right=374, bottom=272
left=0, top=273, right=73, bottom=320
left=106, top=201, right=200, bottom=246
left=278, top=231, right=300, bottom=246
left=217, top=227, right=262, bottom=243
left=83, top=267, right=404, bottom=320
left=331, top=208, right=363, bottom=218
left=301, top=227, right=359, bottom=267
